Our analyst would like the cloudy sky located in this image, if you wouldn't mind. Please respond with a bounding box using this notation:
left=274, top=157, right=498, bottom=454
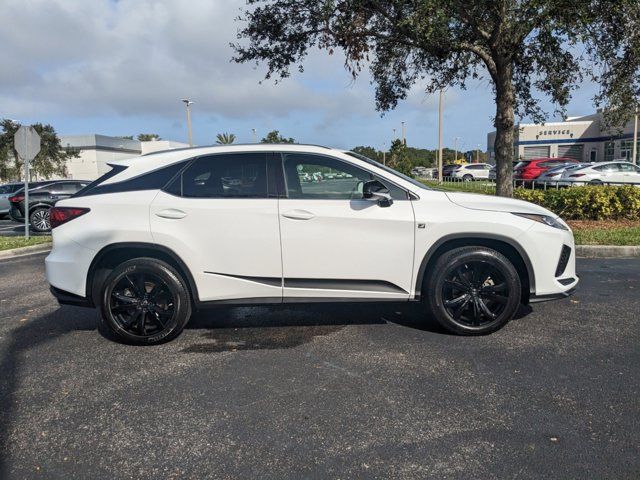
left=0, top=0, right=601, bottom=151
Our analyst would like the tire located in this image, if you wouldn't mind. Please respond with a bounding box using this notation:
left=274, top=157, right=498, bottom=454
left=462, top=174, right=473, bottom=182
left=424, top=246, right=521, bottom=335
left=589, top=179, right=603, bottom=185
left=30, top=207, right=51, bottom=232
left=99, top=257, right=192, bottom=345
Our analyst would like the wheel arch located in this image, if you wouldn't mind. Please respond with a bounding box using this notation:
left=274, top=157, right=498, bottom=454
left=86, top=242, right=199, bottom=307
left=415, top=234, right=535, bottom=304
left=29, top=203, right=52, bottom=212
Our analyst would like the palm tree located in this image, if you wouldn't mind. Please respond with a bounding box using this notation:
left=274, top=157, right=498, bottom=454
left=216, top=133, right=236, bottom=145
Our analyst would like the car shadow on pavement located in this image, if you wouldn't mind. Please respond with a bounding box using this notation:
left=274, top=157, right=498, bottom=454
left=181, top=302, right=452, bottom=353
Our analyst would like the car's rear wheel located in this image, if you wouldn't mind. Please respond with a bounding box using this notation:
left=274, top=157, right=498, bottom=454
left=425, top=246, right=521, bottom=335
left=100, top=258, right=192, bottom=345
left=30, top=207, right=51, bottom=232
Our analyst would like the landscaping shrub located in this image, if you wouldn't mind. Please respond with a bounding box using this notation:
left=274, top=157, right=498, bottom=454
left=514, top=186, right=640, bottom=220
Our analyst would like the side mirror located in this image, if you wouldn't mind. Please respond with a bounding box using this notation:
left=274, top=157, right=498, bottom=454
left=363, top=180, right=393, bottom=207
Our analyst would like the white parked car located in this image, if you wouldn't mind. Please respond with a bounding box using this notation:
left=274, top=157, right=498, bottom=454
left=46, top=144, right=578, bottom=344
left=537, top=163, right=592, bottom=184
left=451, top=163, right=493, bottom=181
left=560, top=161, right=640, bottom=185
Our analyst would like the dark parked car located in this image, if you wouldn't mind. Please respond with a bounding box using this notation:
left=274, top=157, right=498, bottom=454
left=1, top=181, right=51, bottom=218
left=9, top=180, right=90, bottom=232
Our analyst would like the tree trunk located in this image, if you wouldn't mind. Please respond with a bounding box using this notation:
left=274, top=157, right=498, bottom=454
left=494, top=67, right=516, bottom=197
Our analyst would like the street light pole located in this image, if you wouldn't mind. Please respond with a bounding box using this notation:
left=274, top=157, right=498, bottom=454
left=453, top=136, right=460, bottom=163
left=181, top=99, right=194, bottom=147
left=438, top=89, right=443, bottom=184
left=252, top=128, right=257, bottom=143
left=401, top=121, right=406, bottom=145
left=633, top=105, right=638, bottom=165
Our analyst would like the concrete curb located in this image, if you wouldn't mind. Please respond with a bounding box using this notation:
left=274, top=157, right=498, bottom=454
left=0, top=242, right=52, bottom=260
left=576, top=245, right=640, bottom=258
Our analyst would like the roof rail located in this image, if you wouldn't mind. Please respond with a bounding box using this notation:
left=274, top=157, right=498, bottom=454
left=141, top=143, right=332, bottom=156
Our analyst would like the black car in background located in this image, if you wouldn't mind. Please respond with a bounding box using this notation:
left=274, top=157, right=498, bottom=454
left=1, top=181, right=51, bottom=218
left=9, top=180, right=90, bottom=232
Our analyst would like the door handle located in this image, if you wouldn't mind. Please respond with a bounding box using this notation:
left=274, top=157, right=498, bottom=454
left=282, top=209, right=315, bottom=220
left=156, top=209, right=187, bottom=219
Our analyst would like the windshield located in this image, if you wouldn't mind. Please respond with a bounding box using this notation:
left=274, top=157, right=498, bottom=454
left=344, top=151, right=431, bottom=191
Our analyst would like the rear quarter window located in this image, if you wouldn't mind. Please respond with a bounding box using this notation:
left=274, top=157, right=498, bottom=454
left=76, top=162, right=186, bottom=197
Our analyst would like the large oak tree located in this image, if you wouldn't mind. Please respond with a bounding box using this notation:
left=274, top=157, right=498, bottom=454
left=232, top=0, right=639, bottom=197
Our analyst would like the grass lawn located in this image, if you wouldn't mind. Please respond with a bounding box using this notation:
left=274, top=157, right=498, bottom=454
left=569, top=221, right=640, bottom=246
left=0, top=236, right=52, bottom=251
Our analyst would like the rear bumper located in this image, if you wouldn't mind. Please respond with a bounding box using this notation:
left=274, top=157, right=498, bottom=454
left=50, top=286, right=94, bottom=308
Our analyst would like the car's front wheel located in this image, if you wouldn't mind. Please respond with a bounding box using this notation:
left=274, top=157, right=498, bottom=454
left=100, top=258, right=192, bottom=345
left=462, top=174, right=473, bottom=182
left=30, top=207, right=51, bottom=232
left=425, top=246, right=521, bottom=335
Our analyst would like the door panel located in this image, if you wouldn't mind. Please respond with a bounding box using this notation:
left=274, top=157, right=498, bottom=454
left=149, top=153, right=282, bottom=302
left=277, top=153, right=415, bottom=300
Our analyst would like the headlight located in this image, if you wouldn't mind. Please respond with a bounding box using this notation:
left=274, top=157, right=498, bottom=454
left=512, top=212, right=568, bottom=230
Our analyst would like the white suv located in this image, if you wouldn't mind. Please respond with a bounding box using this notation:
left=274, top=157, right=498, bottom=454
left=45, top=144, right=578, bottom=344
left=450, top=163, right=493, bottom=181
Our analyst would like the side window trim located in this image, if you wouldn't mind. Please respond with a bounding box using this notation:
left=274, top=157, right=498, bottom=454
left=276, top=152, right=409, bottom=200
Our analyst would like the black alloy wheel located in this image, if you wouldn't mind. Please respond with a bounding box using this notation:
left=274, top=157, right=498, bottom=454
left=100, top=258, right=192, bottom=344
left=441, top=261, right=509, bottom=327
left=30, top=208, right=51, bottom=232
left=425, top=246, right=521, bottom=335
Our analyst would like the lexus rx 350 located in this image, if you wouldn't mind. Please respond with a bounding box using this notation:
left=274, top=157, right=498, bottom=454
left=45, top=145, right=578, bottom=344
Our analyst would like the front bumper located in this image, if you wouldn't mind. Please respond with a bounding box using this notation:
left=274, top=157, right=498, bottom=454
left=530, top=284, right=578, bottom=303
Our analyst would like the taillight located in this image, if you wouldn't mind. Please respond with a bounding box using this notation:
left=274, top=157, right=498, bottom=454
left=569, top=173, right=585, bottom=178
left=50, top=207, right=90, bottom=229
left=9, top=194, right=24, bottom=203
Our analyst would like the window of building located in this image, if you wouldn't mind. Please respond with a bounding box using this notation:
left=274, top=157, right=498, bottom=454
left=620, top=139, right=640, bottom=163
left=165, top=153, right=268, bottom=198
left=282, top=153, right=406, bottom=200
left=604, top=141, right=615, bottom=162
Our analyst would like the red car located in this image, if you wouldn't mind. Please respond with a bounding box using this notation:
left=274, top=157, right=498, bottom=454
left=513, top=157, right=578, bottom=182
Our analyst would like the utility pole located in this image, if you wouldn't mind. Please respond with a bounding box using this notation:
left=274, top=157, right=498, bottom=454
left=438, top=89, right=443, bottom=183
left=382, top=142, right=386, bottom=166
left=252, top=128, right=257, bottom=143
left=633, top=105, right=638, bottom=165
left=453, top=136, right=460, bottom=163
left=401, top=121, right=406, bottom=145
left=476, top=144, right=481, bottom=163
left=181, top=99, right=194, bottom=147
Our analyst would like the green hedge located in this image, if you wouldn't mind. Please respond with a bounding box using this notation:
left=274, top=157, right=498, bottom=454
left=514, top=186, right=640, bottom=220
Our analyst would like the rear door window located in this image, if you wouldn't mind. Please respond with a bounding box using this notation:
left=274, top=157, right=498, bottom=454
left=165, top=153, right=269, bottom=198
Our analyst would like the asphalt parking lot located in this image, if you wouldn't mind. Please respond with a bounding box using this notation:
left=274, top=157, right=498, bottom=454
left=0, top=253, right=638, bottom=479
left=0, top=217, right=48, bottom=237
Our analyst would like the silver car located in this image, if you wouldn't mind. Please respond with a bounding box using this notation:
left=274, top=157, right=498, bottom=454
left=0, top=183, right=25, bottom=218
left=560, top=161, right=640, bottom=186
left=537, top=163, right=592, bottom=186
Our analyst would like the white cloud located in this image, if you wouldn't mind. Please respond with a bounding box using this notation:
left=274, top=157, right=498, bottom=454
left=0, top=0, right=388, bottom=121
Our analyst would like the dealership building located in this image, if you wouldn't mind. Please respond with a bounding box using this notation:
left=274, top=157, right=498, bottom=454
left=487, top=112, right=639, bottom=164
